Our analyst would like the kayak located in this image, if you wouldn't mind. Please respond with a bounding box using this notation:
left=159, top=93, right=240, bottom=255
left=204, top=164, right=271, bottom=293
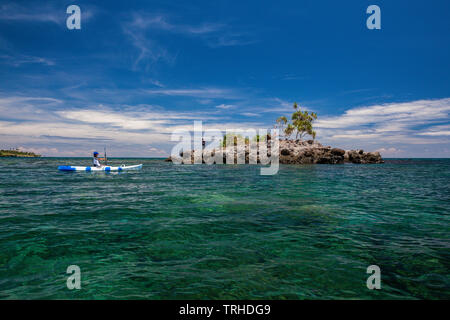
left=58, top=164, right=143, bottom=172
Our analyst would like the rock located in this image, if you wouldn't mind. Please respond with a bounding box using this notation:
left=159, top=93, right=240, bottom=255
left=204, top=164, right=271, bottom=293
left=301, top=150, right=313, bottom=157
left=347, top=150, right=360, bottom=163
left=342, top=149, right=383, bottom=164
left=307, top=139, right=314, bottom=145
left=298, top=156, right=314, bottom=164
left=361, top=151, right=383, bottom=164
left=331, top=148, right=345, bottom=156
left=316, top=156, right=332, bottom=164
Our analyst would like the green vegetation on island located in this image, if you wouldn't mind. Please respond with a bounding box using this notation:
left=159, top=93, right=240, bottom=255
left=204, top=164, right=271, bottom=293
left=276, top=102, right=317, bottom=140
left=220, top=133, right=267, bottom=148
left=218, top=102, right=318, bottom=147
left=0, top=148, right=41, bottom=158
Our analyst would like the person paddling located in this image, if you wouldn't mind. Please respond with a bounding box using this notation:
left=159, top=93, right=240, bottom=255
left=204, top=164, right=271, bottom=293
left=92, top=151, right=105, bottom=167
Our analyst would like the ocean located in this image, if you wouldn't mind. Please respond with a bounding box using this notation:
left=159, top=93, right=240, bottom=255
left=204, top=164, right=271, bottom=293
left=0, top=158, right=448, bottom=299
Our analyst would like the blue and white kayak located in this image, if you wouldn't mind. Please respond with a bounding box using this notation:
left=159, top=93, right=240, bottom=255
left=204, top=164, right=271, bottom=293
left=58, top=164, right=143, bottom=172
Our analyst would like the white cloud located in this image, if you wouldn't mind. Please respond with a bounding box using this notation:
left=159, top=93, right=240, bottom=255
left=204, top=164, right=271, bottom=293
left=216, top=104, right=235, bottom=109
left=375, top=147, right=402, bottom=155
left=0, top=54, right=55, bottom=67
left=0, top=96, right=263, bottom=156
left=0, top=96, right=63, bottom=121
left=148, top=79, right=164, bottom=87
left=316, top=98, right=450, bottom=129
left=123, top=26, right=174, bottom=70
left=128, top=13, right=224, bottom=36
left=58, top=110, right=170, bottom=130
left=148, top=146, right=168, bottom=156
left=198, top=99, right=213, bottom=105
left=122, top=13, right=256, bottom=68
left=144, top=87, right=238, bottom=99
left=417, top=124, right=450, bottom=136
left=240, top=112, right=261, bottom=117
left=0, top=5, right=60, bottom=24
left=127, top=13, right=255, bottom=47
left=18, top=146, right=59, bottom=155
left=315, top=98, right=450, bottom=145
left=123, top=13, right=221, bottom=69
left=418, top=131, right=450, bottom=136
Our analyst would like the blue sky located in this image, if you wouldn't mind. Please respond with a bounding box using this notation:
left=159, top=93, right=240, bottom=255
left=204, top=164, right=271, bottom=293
left=0, top=0, right=449, bottom=157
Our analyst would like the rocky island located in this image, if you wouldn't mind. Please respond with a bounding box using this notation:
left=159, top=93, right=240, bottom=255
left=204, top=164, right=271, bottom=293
left=0, top=149, right=41, bottom=158
left=166, top=102, right=383, bottom=165
left=165, top=138, right=383, bottom=165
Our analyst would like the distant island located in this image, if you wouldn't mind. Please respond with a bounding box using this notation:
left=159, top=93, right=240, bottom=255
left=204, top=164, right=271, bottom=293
left=0, top=149, right=41, bottom=158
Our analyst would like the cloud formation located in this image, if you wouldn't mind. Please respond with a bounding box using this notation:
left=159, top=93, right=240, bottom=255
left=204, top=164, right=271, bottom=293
left=316, top=98, right=450, bottom=146
left=0, top=93, right=449, bottom=157
left=0, top=3, right=61, bottom=24
left=122, top=13, right=256, bottom=69
left=0, top=54, right=55, bottom=67
left=0, top=95, right=263, bottom=156
left=128, top=14, right=224, bottom=36
left=144, top=88, right=235, bottom=99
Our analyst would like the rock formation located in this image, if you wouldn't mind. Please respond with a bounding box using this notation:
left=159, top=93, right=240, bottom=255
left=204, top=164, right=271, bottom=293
left=165, top=139, right=383, bottom=164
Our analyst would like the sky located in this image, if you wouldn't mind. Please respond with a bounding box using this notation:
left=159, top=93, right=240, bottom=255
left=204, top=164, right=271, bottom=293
left=0, top=0, right=449, bottom=157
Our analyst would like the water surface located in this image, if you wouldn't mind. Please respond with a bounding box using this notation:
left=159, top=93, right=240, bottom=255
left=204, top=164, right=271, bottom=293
left=0, top=158, right=449, bottom=299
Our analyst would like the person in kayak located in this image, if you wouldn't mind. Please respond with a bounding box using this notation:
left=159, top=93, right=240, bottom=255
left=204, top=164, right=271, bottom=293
left=92, top=151, right=105, bottom=167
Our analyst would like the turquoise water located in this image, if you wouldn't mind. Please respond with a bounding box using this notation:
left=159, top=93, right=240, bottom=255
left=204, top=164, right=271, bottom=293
left=0, top=158, right=449, bottom=299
